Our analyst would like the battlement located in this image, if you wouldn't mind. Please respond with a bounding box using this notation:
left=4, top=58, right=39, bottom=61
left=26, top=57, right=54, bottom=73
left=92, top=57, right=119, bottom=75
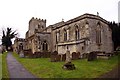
left=29, top=17, right=46, bottom=24
left=14, top=38, right=25, bottom=42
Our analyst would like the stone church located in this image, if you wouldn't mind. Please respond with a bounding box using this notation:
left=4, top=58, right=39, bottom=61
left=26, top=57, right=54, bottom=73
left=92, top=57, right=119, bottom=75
left=14, top=13, right=113, bottom=56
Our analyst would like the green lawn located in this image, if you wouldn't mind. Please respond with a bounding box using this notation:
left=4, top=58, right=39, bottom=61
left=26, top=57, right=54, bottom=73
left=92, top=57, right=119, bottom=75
left=0, top=54, right=2, bottom=79
left=13, top=52, right=119, bottom=78
left=2, top=52, right=9, bottom=78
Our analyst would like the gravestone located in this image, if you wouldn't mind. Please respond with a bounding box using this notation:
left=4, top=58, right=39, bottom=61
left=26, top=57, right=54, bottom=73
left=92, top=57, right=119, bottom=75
left=88, top=52, right=97, bottom=61
left=28, top=49, right=33, bottom=58
left=56, top=55, right=61, bottom=61
left=19, top=43, right=24, bottom=58
left=19, top=51, right=24, bottom=58
left=61, top=54, right=66, bottom=61
left=23, top=49, right=31, bottom=57
left=65, top=50, right=71, bottom=63
left=72, top=52, right=76, bottom=60
left=34, top=52, right=39, bottom=58
left=72, top=52, right=81, bottom=60
left=51, top=51, right=59, bottom=62
left=62, top=47, right=75, bottom=70
left=82, top=53, right=89, bottom=59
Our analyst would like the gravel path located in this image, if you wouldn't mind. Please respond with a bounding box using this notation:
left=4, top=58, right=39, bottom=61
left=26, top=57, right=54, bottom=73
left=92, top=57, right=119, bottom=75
left=6, top=52, right=36, bottom=78
left=99, top=64, right=120, bottom=79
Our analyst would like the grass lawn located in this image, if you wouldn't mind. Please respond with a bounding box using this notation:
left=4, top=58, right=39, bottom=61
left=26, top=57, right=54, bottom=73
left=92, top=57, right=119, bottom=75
left=13, top=52, right=119, bottom=78
left=0, top=54, right=2, bottom=79
left=2, top=52, right=9, bottom=78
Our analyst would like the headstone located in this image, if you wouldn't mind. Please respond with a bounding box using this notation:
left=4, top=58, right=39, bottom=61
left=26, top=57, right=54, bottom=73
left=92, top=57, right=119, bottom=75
left=34, top=52, right=39, bottom=58
left=50, top=51, right=59, bottom=62
left=82, top=53, right=88, bottom=58
left=62, top=46, right=75, bottom=70
left=61, top=54, right=66, bottom=61
left=65, top=50, right=71, bottom=63
left=19, top=43, right=24, bottom=58
left=19, top=51, right=24, bottom=58
left=88, top=52, right=97, bottom=61
left=56, top=55, right=61, bottom=61
left=23, top=49, right=30, bottom=57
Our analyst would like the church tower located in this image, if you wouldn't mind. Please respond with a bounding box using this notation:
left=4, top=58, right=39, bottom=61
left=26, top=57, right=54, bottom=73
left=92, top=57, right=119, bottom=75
left=28, top=17, right=46, bottom=37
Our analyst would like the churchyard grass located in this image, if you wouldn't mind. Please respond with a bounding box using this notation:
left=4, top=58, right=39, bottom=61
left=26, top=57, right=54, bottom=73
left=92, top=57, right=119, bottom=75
left=0, top=54, right=2, bottom=79
left=13, top=52, right=119, bottom=78
left=2, top=52, right=9, bottom=78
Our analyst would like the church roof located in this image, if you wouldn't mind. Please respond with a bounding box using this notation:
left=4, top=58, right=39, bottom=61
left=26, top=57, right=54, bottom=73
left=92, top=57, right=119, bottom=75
left=52, top=13, right=109, bottom=30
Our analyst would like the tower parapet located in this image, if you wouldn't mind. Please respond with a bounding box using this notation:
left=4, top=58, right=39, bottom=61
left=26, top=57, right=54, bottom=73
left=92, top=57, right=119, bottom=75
left=29, top=17, right=46, bottom=24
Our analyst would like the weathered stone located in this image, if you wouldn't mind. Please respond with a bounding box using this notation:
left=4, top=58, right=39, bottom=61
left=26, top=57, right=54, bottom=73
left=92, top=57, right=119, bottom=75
left=56, top=55, right=61, bottom=61
left=13, top=13, right=113, bottom=58
left=62, top=62, right=75, bottom=70
left=23, top=49, right=31, bottom=57
left=61, top=54, right=66, bottom=61
left=50, top=51, right=60, bottom=62
left=72, top=52, right=80, bottom=60
left=19, top=50, right=24, bottom=58
left=63, top=49, right=75, bottom=70
left=88, top=52, right=97, bottom=61
left=50, top=55, right=56, bottom=62
left=13, top=38, right=25, bottom=54
left=19, top=51, right=24, bottom=58
left=65, top=50, right=71, bottom=63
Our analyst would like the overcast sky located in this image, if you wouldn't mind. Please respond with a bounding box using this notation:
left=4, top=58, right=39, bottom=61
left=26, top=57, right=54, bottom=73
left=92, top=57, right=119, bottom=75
left=0, top=0, right=119, bottom=44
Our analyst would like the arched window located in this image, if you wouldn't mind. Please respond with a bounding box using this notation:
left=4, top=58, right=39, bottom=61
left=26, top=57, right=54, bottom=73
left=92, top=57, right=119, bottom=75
left=42, top=40, right=48, bottom=51
left=56, top=30, right=60, bottom=43
left=81, top=23, right=89, bottom=39
left=96, top=22, right=101, bottom=44
left=85, top=23, right=89, bottom=37
left=64, top=29, right=67, bottom=41
left=75, top=25, right=80, bottom=40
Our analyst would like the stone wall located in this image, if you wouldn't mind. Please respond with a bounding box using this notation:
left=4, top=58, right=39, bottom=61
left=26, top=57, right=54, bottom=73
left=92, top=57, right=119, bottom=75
left=28, top=17, right=46, bottom=37
left=35, top=32, right=52, bottom=52
left=19, top=13, right=113, bottom=58
left=51, top=14, right=113, bottom=55
left=13, top=38, right=25, bottom=53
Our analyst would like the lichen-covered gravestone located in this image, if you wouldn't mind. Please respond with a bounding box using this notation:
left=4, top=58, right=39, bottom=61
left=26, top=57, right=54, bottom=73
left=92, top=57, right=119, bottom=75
left=62, top=46, right=75, bottom=70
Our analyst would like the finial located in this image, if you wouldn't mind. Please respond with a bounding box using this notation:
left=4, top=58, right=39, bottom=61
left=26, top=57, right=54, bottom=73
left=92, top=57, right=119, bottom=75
left=62, top=18, right=64, bottom=21
left=97, top=12, right=99, bottom=16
